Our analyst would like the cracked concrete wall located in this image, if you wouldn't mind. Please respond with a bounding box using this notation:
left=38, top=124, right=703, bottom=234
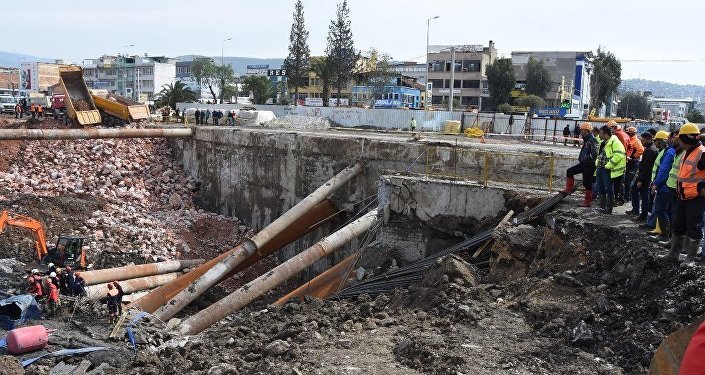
left=379, top=175, right=509, bottom=262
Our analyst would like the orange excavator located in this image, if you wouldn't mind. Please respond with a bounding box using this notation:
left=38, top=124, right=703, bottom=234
left=0, top=210, right=89, bottom=268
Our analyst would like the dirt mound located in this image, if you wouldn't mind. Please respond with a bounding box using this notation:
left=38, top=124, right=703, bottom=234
left=0, top=356, right=24, bottom=375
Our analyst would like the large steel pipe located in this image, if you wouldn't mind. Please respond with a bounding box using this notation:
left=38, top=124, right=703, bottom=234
left=0, top=128, right=193, bottom=140
left=153, top=163, right=363, bottom=322
left=129, top=199, right=337, bottom=313
left=83, top=272, right=181, bottom=301
left=80, top=259, right=204, bottom=285
left=178, top=209, right=379, bottom=335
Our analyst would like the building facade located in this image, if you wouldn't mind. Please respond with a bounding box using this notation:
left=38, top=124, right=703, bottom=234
left=511, top=51, right=593, bottom=116
left=390, top=62, right=426, bottom=84
left=426, top=41, right=497, bottom=110
left=19, top=61, right=65, bottom=95
left=650, top=97, right=697, bottom=123
left=0, top=67, right=19, bottom=96
left=82, top=55, right=176, bottom=103
left=175, top=59, right=215, bottom=100
left=351, top=76, right=422, bottom=109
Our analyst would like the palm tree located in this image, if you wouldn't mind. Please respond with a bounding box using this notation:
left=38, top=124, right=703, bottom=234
left=311, top=57, right=333, bottom=107
left=157, top=81, right=197, bottom=109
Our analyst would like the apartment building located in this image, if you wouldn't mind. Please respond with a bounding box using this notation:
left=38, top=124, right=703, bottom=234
left=82, top=55, right=176, bottom=103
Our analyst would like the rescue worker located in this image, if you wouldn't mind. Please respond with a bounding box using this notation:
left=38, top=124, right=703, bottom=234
left=27, top=275, right=44, bottom=302
left=47, top=262, right=57, bottom=275
left=72, top=272, right=86, bottom=296
left=663, top=123, right=705, bottom=266
left=64, top=266, right=76, bottom=296
left=49, top=272, right=60, bottom=288
left=609, top=121, right=630, bottom=205
left=563, top=122, right=598, bottom=207
left=194, top=109, right=201, bottom=125
left=645, top=132, right=678, bottom=243
left=106, top=283, right=120, bottom=323
left=563, top=124, right=571, bottom=146
left=113, top=281, right=124, bottom=315
left=595, top=125, right=626, bottom=214
left=627, top=132, right=657, bottom=221
left=14, top=103, right=22, bottom=119
left=624, top=126, right=645, bottom=203
left=46, top=278, right=59, bottom=316
left=37, top=104, right=43, bottom=118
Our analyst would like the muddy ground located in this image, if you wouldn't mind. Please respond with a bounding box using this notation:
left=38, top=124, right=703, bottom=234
left=1, top=113, right=700, bottom=374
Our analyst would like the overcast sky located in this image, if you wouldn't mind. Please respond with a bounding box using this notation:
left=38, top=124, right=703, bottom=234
left=3, top=0, right=704, bottom=84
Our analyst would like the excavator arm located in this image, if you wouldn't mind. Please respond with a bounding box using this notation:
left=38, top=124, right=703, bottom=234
left=0, top=210, right=49, bottom=261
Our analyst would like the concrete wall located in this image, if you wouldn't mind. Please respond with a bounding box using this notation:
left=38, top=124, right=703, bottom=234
left=170, top=127, right=573, bottom=272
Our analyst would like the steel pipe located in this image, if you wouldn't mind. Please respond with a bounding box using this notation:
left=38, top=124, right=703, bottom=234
left=178, top=209, right=379, bottom=335
left=152, top=163, right=363, bottom=322
left=129, top=199, right=337, bottom=314
left=80, top=259, right=204, bottom=286
left=273, top=253, right=359, bottom=306
left=83, top=272, right=181, bottom=301
left=0, top=128, right=193, bottom=140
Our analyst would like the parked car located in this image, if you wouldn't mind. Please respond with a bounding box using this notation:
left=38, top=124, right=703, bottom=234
left=0, top=96, right=16, bottom=114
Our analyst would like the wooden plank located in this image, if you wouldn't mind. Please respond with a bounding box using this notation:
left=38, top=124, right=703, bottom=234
left=472, top=210, right=514, bottom=259
left=50, top=362, right=78, bottom=375
left=71, top=360, right=93, bottom=374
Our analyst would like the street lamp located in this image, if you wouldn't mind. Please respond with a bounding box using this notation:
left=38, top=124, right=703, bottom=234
left=220, top=37, right=233, bottom=104
left=221, top=37, right=232, bottom=66
left=425, top=16, right=439, bottom=109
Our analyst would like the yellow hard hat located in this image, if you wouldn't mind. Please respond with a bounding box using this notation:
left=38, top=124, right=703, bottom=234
left=626, top=126, right=637, bottom=134
left=679, top=123, right=700, bottom=135
left=655, top=130, right=669, bottom=140
left=607, top=120, right=618, bottom=127
left=579, top=122, right=593, bottom=131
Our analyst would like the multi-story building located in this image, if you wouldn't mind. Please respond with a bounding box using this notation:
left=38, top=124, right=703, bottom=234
left=390, top=62, right=426, bottom=84
left=351, top=76, right=422, bottom=109
left=18, top=61, right=66, bottom=95
left=650, top=97, right=697, bottom=123
left=511, top=51, right=593, bottom=116
left=426, top=41, right=497, bottom=110
left=0, top=67, right=19, bottom=96
left=175, top=58, right=214, bottom=99
left=82, top=55, right=176, bottom=103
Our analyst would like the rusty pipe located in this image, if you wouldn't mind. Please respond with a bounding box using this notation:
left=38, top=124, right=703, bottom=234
left=273, top=253, right=359, bottom=306
left=0, top=127, right=193, bottom=140
left=129, top=199, right=337, bottom=313
left=83, top=272, right=181, bottom=301
left=177, top=209, right=378, bottom=335
left=153, top=163, right=363, bottom=322
left=80, top=259, right=204, bottom=286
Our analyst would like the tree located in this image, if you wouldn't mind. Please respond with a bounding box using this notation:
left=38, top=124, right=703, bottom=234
left=156, top=81, right=197, bottom=109
left=486, top=58, right=515, bottom=111
left=311, top=56, right=333, bottom=107
left=497, top=103, right=513, bottom=114
left=360, top=48, right=395, bottom=107
left=243, top=76, right=276, bottom=104
left=220, top=84, right=239, bottom=102
left=326, top=0, right=357, bottom=106
left=283, top=0, right=310, bottom=104
left=191, top=58, right=235, bottom=103
left=516, top=95, right=545, bottom=111
left=687, top=109, right=705, bottom=123
left=590, top=48, right=621, bottom=111
left=616, top=92, right=651, bottom=119
left=525, top=57, right=552, bottom=98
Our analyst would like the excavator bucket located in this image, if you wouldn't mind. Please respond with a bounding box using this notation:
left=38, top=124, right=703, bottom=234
left=649, top=316, right=705, bottom=374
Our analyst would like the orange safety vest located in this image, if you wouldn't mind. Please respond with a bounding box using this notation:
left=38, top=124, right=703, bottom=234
left=37, top=105, right=43, bottom=112
left=30, top=104, right=36, bottom=111
left=677, top=144, right=705, bottom=200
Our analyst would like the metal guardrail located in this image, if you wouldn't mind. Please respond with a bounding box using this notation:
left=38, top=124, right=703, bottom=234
left=425, top=146, right=577, bottom=192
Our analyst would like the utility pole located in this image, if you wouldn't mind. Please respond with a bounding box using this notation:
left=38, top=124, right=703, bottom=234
left=425, top=16, right=439, bottom=110
left=449, top=47, right=456, bottom=113
left=221, top=37, right=232, bottom=104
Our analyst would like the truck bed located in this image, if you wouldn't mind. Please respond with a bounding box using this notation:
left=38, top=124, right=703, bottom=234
left=59, top=67, right=101, bottom=125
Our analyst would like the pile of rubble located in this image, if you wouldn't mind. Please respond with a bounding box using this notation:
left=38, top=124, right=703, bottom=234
left=264, top=115, right=331, bottom=130
left=0, top=135, right=249, bottom=262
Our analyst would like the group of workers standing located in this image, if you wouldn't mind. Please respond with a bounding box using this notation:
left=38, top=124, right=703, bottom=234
left=25, top=265, right=123, bottom=321
left=565, top=120, right=705, bottom=267
left=13, top=100, right=44, bottom=120
left=194, top=108, right=237, bottom=126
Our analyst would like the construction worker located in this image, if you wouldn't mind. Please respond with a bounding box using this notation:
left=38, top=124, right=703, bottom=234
left=624, top=126, right=645, bottom=203
left=46, top=278, right=59, bottom=316
left=646, top=132, right=678, bottom=243
left=37, top=104, right=43, bottom=118
left=29, top=103, right=36, bottom=119
left=194, top=109, right=201, bottom=125
left=106, top=283, right=120, bottom=323
left=113, top=281, right=124, bottom=315
left=27, top=275, right=43, bottom=302
left=563, top=124, right=570, bottom=146
left=662, top=123, right=705, bottom=266
left=563, top=122, right=598, bottom=207
left=14, top=102, right=22, bottom=119
left=410, top=117, right=417, bottom=135
left=72, top=272, right=86, bottom=296
left=609, top=121, right=630, bottom=205
left=640, top=131, right=671, bottom=226
left=595, top=125, right=626, bottom=214
left=627, top=132, right=657, bottom=221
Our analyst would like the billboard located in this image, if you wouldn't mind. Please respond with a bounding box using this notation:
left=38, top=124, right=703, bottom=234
left=536, top=107, right=568, bottom=117
left=246, top=64, right=269, bottom=76
left=20, top=63, right=33, bottom=91
left=267, top=69, right=287, bottom=77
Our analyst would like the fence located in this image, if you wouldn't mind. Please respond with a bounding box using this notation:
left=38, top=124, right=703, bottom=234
left=524, top=118, right=672, bottom=143
left=425, top=146, right=577, bottom=191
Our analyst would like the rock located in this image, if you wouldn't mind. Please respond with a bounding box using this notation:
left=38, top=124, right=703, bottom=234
left=355, top=267, right=366, bottom=281
left=166, top=318, right=182, bottom=330
left=336, top=339, right=353, bottom=349
left=265, top=339, right=290, bottom=356
left=572, top=320, right=594, bottom=345
left=422, top=255, right=478, bottom=287
left=207, top=363, right=238, bottom=375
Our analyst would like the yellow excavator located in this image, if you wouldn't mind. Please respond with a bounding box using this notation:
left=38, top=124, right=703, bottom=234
left=0, top=210, right=89, bottom=269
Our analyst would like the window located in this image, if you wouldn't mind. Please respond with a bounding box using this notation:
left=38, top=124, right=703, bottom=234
left=429, top=60, right=445, bottom=72
left=462, top=60, right=481, bottom=72
left=461, top=96, right=479, bottom=105
left=431, top=95, right=443, bottom=104
left=462, top=80, right=480, bottom=89
left=429, top=79, right=444, bottom=89
left=453, top=80, right=461, bottom=89
left=453, top=60, right=462, bottom=72
left=393, top=93, right=399, bottom=100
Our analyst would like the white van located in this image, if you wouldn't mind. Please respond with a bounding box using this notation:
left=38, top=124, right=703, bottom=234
left=0, top=96, right=17, bottom=114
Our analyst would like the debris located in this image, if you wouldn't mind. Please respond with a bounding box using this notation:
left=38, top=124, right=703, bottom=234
left=265, top=339, right=290, bottom=356
left=0, top=355, right=23, bottom=375
left=572, top=320, right=594, bottom=346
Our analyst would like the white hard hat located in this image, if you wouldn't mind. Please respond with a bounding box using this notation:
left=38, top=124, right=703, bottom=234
left=48, top=263, right=54, bottom=268
left=50, top=272, right=56, bottom=278
left=31, top=268, right=39, bottom=274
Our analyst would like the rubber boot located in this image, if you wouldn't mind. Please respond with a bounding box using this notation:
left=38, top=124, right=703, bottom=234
left=579, top=189, right=593, bottom=208
left=598, top=194, right=606, bottom=211
left=661, top=235, right=684, bottom=262
left=657, top=222, right=672, bottom=247
left=564, top=177, right=575, bottom=194
left=602, top=195, right=614, bottom=214
left=680, top=237, right=700, bottom=267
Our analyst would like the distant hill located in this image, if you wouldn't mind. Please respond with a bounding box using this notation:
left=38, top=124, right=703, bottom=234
left=621, top=78, right=705, bottom=101
left=178, top=55, right=285, bottom=76
left=0, top=51, right=54, bottom=68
